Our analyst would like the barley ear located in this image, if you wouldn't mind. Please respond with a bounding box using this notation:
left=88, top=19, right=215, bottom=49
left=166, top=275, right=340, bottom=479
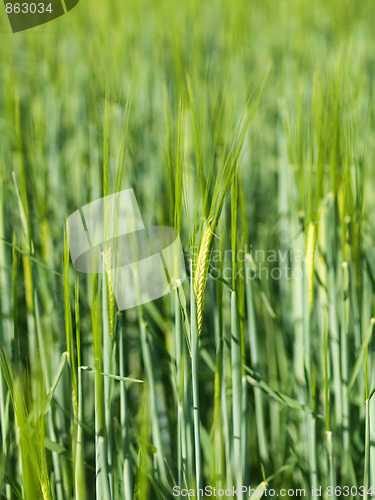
left=194, top=217, right=214, bottom=335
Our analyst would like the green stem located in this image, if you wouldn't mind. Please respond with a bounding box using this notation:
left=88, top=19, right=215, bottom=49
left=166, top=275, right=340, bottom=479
left=139, top=318, right=167, bottom=480
left=190, top=260, right=202, bottom=495
left=119, top=317, right=133, bottom=500
left=245, top=261, right=269, bottom=472
left=231, top=292, right=243, bottom=498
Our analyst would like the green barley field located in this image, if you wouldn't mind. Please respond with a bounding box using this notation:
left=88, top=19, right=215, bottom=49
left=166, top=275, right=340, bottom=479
left=1, top=0, right=375, bottom=498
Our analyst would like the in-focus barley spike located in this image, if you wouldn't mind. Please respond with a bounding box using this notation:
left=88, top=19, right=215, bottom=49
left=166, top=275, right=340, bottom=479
left=194, top=217, right=214, bottom=335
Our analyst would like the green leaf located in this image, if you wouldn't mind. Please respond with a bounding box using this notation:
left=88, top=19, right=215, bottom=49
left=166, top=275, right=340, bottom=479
left=347, top=318, right=375, bottom=393
left=81, top=365, right=143, bottom=384
left=249, top=481, right=268, bottom=499
left=44, top=352, right=68, bottom=414
left=44, top=437, right=66, bottom=455
left=244, top=365, right=322, bottom=418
